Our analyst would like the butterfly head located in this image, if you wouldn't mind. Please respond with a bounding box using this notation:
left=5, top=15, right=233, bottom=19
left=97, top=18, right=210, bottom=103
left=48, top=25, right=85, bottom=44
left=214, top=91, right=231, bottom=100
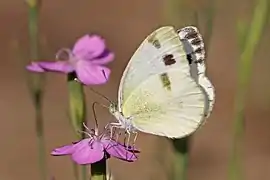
left=109, top=102, right=118, bottom=114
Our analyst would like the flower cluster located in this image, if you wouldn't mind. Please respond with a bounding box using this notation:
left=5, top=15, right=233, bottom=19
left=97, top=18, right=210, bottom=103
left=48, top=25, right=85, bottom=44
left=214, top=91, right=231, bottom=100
left=26, top=34, right=140, bottom=164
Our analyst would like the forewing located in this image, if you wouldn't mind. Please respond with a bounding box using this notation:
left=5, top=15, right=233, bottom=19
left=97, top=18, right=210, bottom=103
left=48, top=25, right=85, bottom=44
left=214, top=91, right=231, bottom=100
left=117, top=26, right=190, bottom=110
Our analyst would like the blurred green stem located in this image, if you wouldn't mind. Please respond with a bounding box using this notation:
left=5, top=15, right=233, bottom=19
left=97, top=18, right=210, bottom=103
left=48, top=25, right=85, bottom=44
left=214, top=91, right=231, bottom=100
left=229, top=0, right=268, bottom=180
left=67, top=73, right=107, bottom=180
left=203, top=0, right=215, bottom=53
left=164, top=0, right=194, bottom=28
left=164, top=1, right=191, bottom=179
left=90, top=159, right=107, bottom=180
left=67, top=72, right=87, bottom=180
left=171, top=138, right=189, bottom=180
left=26, top=1, right=47, bottom=180
left=164, top=0, right=215, bottom=179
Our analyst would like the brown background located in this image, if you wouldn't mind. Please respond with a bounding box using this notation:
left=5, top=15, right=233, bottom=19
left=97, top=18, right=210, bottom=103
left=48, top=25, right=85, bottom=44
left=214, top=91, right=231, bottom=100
left=1, top=0, right=270, bottom=180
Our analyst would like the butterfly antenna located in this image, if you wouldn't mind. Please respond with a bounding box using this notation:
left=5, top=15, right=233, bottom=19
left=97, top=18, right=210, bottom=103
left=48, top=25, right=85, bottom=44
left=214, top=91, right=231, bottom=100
left=92, top=101, right=110, bottom=133
left=85, top=70, right=113, bottom=103
left=89, top=87, right=113, bottom=104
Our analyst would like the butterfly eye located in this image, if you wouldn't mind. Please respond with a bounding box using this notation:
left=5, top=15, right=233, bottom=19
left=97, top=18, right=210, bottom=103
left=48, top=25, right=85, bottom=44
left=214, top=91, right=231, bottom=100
left=109, top=103, right=117, bottom=113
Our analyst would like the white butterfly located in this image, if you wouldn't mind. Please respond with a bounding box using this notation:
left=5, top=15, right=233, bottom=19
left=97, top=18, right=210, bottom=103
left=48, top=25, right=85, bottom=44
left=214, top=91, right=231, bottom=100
left=177, top=26, right=215, bottom=118
left=107, top=26, right=209, bottom=141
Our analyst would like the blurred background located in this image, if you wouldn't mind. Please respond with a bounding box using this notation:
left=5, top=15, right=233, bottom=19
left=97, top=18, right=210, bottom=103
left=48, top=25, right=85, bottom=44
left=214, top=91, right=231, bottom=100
left=1, top=0, right=270, bottom=180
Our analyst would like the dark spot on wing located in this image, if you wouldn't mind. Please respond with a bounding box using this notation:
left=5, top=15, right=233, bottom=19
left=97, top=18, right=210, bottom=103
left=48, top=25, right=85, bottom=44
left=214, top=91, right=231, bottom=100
left=194, top=47, right=203, bottom=54
left=178, top=27, right=206, bottom=64
left=147, top=33, right=161, bottom=49
left=183, top=29, right=197, bottom=39
left=163, top=54, right=176, bottom=66
left=160, top=73, right=171, bottom=91
left=191, top=38, right=202, bottom=46
left=187, top=54, right=193, bottom=64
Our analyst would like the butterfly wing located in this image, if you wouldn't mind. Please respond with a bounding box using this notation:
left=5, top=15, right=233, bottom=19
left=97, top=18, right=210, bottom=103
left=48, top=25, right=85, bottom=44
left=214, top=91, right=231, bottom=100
left=119, top=26, right=208, bottom=138
left=117, top=26, right=190, bottom=111
left=197, top=68, right=215, bottom=118
left=178, top=26, right=215, bottom=118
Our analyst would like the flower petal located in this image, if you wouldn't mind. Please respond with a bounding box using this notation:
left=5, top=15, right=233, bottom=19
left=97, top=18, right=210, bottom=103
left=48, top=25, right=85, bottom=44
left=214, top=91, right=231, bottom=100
left=72, top=35, right=106, bottom=60
left=72, top=139, right=104, bottom=165
left=51, top=144, right=75, bottom=156
left=26, top=62, right=46, bottom=72
left=91, top=49, right=115, bottom=65
left=75, top=61, right=110, bottom=85
left=102, top=139, right=138, bottom=162
left=26, top=61, right=74, bottom=73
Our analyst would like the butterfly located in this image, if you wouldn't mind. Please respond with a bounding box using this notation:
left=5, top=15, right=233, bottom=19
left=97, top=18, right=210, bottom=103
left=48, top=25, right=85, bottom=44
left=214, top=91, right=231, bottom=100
left=177, top=26, right=215, bottom=118
left=105, top=26, right=210, bottom=144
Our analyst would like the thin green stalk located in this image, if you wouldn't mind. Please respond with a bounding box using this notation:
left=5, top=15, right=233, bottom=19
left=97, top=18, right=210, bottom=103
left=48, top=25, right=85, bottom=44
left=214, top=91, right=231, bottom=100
left=203, top=0, right=215, bottom=53
left=164, top=0, right=215, bottom=179
left=72, top=163, right=80, bottom=180
left=164, top=0, right=194, bottom=28
left=171, top=138, right=189, bottom=180
left=25, top=1, right=47, bottom=180
left=229, top=0, right=268, bottom=180
left=90, top=158, right=107, bottom=180
left=67, top=72, right=87, bottom=180
left=164, top=1, right=191, bottom=179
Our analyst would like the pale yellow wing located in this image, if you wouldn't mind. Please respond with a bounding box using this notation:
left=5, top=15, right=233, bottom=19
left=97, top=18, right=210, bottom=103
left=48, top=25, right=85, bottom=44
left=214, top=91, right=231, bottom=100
left=118, top=26, right=190, bottom=111
left=122, top=69, right=207, bottom=138
left=118, top=26, right=208, bottom=138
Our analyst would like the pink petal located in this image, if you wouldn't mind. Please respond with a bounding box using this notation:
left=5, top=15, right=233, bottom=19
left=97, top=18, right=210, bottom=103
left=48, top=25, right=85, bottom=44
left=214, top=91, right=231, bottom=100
left=26, top=62, right=45, bottom=72
left=72, top=139, right=104, bottom=165
left=26, top=61, right=74, bottom=73
left=51, top=144, right=75, bottom=156
left=72, top=35, right=106, bottom=60
left=75, top=61, right=110, bottom=85
left=102, top=139, right=138, bottom=162
left=91, top=51, right=115, bottom=65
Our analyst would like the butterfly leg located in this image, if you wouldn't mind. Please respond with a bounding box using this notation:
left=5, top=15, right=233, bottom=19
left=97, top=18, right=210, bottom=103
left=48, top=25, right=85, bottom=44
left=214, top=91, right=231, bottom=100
left=115, top=131, right=122, bottom=142
left=133, top=132, right=138, bottom=146
left=124, top=130, right=131, bottom=148
left=106, top=122, right=122, bottom=139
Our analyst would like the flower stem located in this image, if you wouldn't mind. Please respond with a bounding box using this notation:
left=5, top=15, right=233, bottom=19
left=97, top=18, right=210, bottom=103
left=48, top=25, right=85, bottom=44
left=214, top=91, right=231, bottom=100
left=163, top=1, right=193, bottom=179
left=89, top=96, right=107, bottom=180
left=164, top=1, right=215, bottom=179
left=67, top=72, right=87, bottom=180
left=229, top=0, right=268, bottom=180
left=171, top=138, right=189, bottom=180
left=25, top=1, right=47, bottom=180
left=90, top=158, right=107, bottom=180
left=72, top=163, right=79, bottom=180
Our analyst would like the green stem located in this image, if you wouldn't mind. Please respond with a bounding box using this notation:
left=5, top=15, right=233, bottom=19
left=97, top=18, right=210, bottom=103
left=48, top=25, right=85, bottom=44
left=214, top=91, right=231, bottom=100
left=72, top=163, right=79, bottom=180
left=164, top=0, right=194, bottom=28
left=35, top=96, right=46, bottom=180
left=81, top=162, right=87, bottom=180
left=90, top=158, right=107, bottom=180
left=171, top=138, right=189, bottom=180
left=203, top=0, right=215, bottom=52
left=67, top=72, right=87, bottom=180
left=229, top=0, right=268, bottom=179
left=163, top=1, right=191, bottom=179
left=26, top=1, right=47, bottom=180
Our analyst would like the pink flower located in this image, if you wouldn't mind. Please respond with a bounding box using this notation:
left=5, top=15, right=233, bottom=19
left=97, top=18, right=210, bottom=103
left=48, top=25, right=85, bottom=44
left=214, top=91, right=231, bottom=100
left=26, top=35, right=114, bottom=85
left=51, top=127, right=139, bottom=165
